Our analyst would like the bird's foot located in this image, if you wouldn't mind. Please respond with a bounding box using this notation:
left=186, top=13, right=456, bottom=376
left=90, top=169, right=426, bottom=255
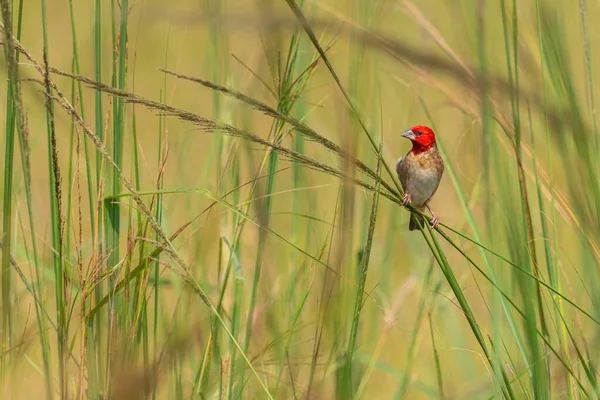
left=402, top=193, right=412, bottom=206
left=426, top=203, right=440, bottom=229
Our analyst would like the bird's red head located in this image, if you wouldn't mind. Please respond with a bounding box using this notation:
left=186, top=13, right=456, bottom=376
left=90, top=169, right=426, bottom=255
left=401, top=125, right=436, bottom=154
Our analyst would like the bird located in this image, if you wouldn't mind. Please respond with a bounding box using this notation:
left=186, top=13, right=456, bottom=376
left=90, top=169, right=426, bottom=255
left=396, top=125, right=445, bottom=231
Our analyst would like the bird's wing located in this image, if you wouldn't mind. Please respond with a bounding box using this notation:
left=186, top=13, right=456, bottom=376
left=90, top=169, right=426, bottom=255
left=396, top=157, right=404, bottom=178
left=396, top=156, right=408, bottom=191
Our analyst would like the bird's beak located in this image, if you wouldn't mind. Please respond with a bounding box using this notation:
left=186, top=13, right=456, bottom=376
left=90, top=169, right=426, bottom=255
left=401, top=129, right=416, bottom=140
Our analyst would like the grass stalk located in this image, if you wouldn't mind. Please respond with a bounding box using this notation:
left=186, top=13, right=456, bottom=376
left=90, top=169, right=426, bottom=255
left=3, top=4, right=600, bottom=398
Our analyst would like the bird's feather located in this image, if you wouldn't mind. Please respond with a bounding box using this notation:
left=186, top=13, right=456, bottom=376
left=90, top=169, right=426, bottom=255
left=397, top=145, right=444, bottom=208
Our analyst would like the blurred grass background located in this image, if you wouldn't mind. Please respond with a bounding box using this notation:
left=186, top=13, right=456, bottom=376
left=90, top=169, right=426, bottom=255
left=1, top=0, right=600, bottom=398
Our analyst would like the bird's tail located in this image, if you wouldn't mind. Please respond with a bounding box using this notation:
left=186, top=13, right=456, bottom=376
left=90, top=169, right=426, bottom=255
left=409, top=210, right=425, bottom=231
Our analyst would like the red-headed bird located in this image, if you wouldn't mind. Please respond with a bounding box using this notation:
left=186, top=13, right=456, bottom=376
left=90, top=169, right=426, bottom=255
left=396, top=125, right=445, bottom=231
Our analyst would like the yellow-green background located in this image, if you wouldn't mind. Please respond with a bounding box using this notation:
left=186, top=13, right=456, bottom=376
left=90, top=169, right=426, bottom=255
left=1, top=0, right=599, bottom=399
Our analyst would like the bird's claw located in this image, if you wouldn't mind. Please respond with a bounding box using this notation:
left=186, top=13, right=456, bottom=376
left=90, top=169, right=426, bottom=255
left=430, top=216, right=440, bottom=229
left=402, top=193, right=411, bottom=206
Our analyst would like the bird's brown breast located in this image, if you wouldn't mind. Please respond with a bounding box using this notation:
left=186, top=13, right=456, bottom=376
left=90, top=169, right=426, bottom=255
left=397, top=147, right=444, bottom=207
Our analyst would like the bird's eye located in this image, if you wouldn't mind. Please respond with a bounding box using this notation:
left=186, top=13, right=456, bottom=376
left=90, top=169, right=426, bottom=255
left=416, top=131, right=422, bottom=136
